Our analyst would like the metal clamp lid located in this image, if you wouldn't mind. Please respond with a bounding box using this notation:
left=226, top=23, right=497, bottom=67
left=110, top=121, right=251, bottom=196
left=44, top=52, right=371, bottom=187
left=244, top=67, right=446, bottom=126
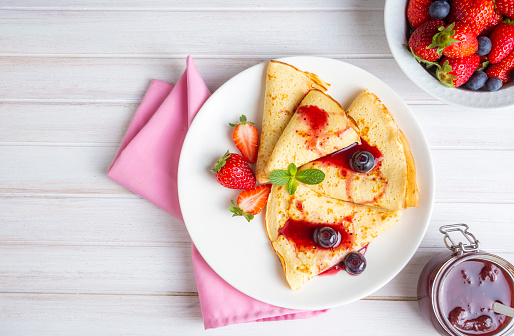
left=439, top=223, right=480, bottom=256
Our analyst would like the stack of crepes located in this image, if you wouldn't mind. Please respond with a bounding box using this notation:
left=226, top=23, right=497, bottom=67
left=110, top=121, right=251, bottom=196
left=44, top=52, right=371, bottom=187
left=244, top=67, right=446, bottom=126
left=257, top=60, right=420, bottom=291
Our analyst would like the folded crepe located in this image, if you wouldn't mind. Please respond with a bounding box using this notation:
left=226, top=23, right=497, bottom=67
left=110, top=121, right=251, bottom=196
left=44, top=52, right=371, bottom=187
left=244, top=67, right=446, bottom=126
left=255, top=60, right=329, bottom=183
left=265, top=184, right=403, bottom=290
left=264, top=89, right=360, bottom=177
left=300, top=89, right=419, bottom=210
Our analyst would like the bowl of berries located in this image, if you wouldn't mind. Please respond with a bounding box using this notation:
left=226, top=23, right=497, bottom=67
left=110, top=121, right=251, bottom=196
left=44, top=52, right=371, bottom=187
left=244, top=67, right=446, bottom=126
left=384, top=0, right=514, bottom=110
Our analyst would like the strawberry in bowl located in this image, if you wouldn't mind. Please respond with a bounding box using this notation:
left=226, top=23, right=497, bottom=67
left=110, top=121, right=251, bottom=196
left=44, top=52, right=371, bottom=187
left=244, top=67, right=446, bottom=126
left=405, top=0, right=514, bottom=91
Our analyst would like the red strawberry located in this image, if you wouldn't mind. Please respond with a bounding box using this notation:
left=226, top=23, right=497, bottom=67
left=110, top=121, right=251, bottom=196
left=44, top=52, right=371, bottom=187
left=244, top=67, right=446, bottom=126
left=211, top=151, right=256, bottom=189
left=229, top=184, right=272, bottom=222
left=230, top=115, right=259, bottom=164
left=481, top=7, right=504, bottom=35
left=488, top=20, right=514, bottom=64
left=486, top=50, right=514, bottom=82
left=448, top=0, right=495, bottom=36
left=497, top=0, right=514, bottom=20
left=407, top=0, right=432, bottom=29
left=436, top=54, right=481, bottom=87
left=430, top=22, right=478, bottom=58
left=409, top=19, right=446, bottom=62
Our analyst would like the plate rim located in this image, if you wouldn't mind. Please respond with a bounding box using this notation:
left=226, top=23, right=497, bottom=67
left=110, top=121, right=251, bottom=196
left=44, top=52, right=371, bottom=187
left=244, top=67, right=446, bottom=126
left=178, top=56, right=436, bottom=310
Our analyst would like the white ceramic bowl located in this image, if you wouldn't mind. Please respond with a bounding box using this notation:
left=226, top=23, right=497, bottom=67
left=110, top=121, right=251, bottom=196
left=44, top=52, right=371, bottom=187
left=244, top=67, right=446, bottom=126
left=384, top=0, right=514, bottom=110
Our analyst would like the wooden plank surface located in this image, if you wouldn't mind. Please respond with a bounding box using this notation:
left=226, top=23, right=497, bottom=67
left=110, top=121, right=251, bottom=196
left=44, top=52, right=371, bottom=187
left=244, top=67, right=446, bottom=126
left=0, top=58, right=436, bottom=103
left=0, top=296, right=439, bottom=336
left=0, top=11, right=389, bottom=57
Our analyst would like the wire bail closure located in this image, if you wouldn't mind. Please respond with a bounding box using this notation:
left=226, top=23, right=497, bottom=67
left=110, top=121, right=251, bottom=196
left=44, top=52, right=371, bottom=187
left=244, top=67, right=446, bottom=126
left=439, top=223, right=480, bottom=256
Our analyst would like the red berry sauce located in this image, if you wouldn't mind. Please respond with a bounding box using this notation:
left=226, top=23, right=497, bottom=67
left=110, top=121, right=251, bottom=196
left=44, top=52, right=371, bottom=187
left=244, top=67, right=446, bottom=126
left=313, top=139, right=386, bottom=204
left=316, top=139, right=383, bottom=172
left=320, top=243, right=369, bottom=276
left=295, top=105, right=352, bottom=155
left=442, top=259, right=514, bottom=335
left=296, top=105, right=328, bottom=130
left=278, top=218, right=354, bottom=251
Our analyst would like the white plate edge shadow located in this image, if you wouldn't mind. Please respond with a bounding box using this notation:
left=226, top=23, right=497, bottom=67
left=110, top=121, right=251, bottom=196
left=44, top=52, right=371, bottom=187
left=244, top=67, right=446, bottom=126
left=178, top=56, right=436, bottom=310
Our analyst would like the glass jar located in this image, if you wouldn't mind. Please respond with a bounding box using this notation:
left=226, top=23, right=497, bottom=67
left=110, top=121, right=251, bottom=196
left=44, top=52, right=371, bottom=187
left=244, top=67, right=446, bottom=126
left=418, top=224, right=514, bottom=336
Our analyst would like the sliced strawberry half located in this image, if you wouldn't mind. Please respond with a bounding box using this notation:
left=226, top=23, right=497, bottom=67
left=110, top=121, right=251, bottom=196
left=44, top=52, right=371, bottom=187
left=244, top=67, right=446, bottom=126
left=229, top=184, right=272, bottom=222
left=230, top=115, right=259, bottom=164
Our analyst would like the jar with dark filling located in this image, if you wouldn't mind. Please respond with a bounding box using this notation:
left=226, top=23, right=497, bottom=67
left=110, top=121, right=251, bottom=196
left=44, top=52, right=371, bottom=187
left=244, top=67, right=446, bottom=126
left=418, top=224, right=514, bottom=336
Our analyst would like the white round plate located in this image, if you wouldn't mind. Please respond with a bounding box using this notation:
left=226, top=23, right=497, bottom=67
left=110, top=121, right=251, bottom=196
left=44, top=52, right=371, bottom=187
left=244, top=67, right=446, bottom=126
left=384, top=0, right=514, bottom=110
left=178, top=56, right=435, bottom=310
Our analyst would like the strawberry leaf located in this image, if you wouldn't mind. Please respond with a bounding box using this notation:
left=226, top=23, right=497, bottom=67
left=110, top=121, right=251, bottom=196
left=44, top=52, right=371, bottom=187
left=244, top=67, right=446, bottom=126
left=436, top=60, right=457, bottom=88
left=404, top=44, right=441, bottom=69
left=478, top=61, right=490, bottom=72
left=211, top=150, right=230, bottom=173
left=269, top=169, right=290, bottom=185
left=228, top=199, right=254, bottom=222
left=428, top=23, right=459, bottom=55
left=229, top=114, right=254, bottom=127
left=296, top=169, right=325, bottom=185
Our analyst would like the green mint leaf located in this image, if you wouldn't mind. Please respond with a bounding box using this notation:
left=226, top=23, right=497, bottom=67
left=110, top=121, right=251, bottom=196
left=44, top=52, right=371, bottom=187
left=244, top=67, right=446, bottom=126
left=287, top=163, right=297, bottom=176
left=296, top=169, right=325, bottom=185
left=269, top=169, right=291, bottom=186
left=286, top=178, right=297, bottom=195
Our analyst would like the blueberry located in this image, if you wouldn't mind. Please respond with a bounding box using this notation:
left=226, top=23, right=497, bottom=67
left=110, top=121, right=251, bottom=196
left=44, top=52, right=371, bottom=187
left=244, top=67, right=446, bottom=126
left=476, top=36, right=492, bottom=56
left=350, top=151, right=375, bottom=173
left=429, top=0, right=450, bottom=19
left=343, top=252, right=367, bottom=275
left=486, top=77, right=503, bottom=91
left=465, top=71, right=488, bottom=90
left=313, top=226, right=341, bottom=249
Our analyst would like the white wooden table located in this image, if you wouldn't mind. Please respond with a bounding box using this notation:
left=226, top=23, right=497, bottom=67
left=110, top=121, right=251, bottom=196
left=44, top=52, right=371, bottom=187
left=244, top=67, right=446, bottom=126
left=2, top=1, right=513, bottom=334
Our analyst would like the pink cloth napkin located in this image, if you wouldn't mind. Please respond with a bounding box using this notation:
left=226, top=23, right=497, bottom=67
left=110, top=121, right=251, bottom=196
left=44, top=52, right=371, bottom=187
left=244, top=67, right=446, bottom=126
left=107, top=56, right=328, bottom=329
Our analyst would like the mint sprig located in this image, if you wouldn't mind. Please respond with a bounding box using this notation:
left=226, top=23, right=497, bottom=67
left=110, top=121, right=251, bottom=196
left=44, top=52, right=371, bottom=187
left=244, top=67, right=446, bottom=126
left=269, top=163, right=325, bottom=195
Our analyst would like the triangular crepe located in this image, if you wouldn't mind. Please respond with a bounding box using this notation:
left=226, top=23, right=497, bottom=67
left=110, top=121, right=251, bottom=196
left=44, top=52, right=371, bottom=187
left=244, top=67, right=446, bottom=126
left=265, top=184, right=402, bottom=290
left=300, top=89, right=419, bottom=210
left=264, top=89, right=360, bottom=177
left=255, top=60, right=329, bottom=183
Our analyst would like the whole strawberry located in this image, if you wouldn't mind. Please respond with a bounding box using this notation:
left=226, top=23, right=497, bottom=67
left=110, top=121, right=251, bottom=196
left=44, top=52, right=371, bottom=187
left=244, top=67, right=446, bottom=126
left=211, top=151, right=256, bottom=189
left=488, top=20, right=514, bottom=64
left=448, top=0, right=495, bottom=36
left=481, top=7, right=504, bottom=35
left=407, top=0, right=432, bottom=28
left=486, top=50, right=514, bottom=82
left=409, top=19, right=446, bottom=62
left=436, top=55, right=481, bottom=87
left=497, top=0, right=514, bottom=20
left=430, top=22, right=478, bottom=58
